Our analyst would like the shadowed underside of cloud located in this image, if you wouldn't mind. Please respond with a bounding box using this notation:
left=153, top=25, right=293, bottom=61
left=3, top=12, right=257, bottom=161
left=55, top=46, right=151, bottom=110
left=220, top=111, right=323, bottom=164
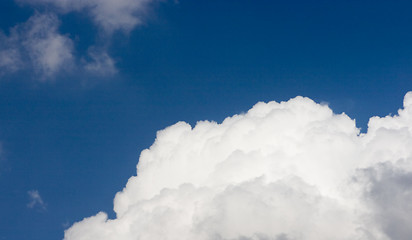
left=64, top=92, right=412, bottom=240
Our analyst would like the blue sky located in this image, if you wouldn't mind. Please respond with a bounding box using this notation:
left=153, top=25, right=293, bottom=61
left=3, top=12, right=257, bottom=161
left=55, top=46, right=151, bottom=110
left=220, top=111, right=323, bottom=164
left=1, top=0, right=412, bottom=239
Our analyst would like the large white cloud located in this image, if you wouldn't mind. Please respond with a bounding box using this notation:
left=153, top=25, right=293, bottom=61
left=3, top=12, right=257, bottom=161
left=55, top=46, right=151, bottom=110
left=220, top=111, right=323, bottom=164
left=64, top=92, right=412, bottom=240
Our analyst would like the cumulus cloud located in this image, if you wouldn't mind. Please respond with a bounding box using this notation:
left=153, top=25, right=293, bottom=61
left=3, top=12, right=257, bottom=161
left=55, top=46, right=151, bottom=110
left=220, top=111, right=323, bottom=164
left=356, top=163, right=412, bottom=240
left=0, top=13, right=74, bottom=79
left=27, top=190, right=46, bottom=210
left=64, top=92, right=412, bottom=240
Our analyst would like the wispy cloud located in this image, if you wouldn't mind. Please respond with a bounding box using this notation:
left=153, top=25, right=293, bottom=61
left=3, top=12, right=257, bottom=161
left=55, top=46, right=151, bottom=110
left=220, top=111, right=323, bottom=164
left=0, top=0, right=158, bottom=80
left=83, top=47, right=117, bottom=76
left=0, top=13, right=74, bottom=80
left=17, top=0, right=154, bottom=34
left=0, top=49, right=22, bottom=73
left=27, top=190, right=46, bottom=210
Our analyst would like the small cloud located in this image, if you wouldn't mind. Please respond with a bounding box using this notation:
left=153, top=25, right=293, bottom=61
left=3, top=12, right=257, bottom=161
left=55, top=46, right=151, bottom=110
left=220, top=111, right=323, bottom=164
left=319, top=101, right=329, bottom=106
left=17, top=0, right=154, bottom=34
left=0, top=0, right=164, bottom=81
left=84, top=47, right=117, bottom=76
left=27, top=190, right=46, bottom=210
left=62, top=221, right=71, bottom=229
left=22, top=13, right=75, bottom=79
left=0, top=13, right=74, bottom=80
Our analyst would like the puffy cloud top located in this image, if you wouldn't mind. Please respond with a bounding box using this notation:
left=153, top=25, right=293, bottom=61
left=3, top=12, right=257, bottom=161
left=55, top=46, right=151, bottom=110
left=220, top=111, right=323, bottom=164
left=64, top=93, right=412, bottom=240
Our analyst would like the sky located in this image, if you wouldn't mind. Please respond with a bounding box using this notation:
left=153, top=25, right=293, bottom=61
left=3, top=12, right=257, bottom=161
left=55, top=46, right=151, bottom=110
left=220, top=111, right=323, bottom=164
left=0, top=0, right=412, bottom=240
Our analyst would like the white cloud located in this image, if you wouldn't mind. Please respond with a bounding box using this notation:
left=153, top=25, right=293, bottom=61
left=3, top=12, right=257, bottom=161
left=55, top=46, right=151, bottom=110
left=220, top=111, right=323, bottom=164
left=27, top=190, right=46, bottom=210
left=0, top=13, right=74, bottom=79
left=1, top=0, right=157, bottom=79
left=22, top=13, right=75, bottom=78
left=83, top=47, right=117, bottom=76
left=0, top=49, right=22, bottom=73
left=356, top=163, right=412, bottom=240
left=0, top=28, right=23, bottom=74
left=64, top=92, right=412, bottom=240
left=17, top=0, right=154, bottom=34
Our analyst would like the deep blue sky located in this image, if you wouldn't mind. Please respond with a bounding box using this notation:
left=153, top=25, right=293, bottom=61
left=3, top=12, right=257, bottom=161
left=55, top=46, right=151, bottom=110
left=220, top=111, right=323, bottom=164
left=1, top=0, right=412, bottom=239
